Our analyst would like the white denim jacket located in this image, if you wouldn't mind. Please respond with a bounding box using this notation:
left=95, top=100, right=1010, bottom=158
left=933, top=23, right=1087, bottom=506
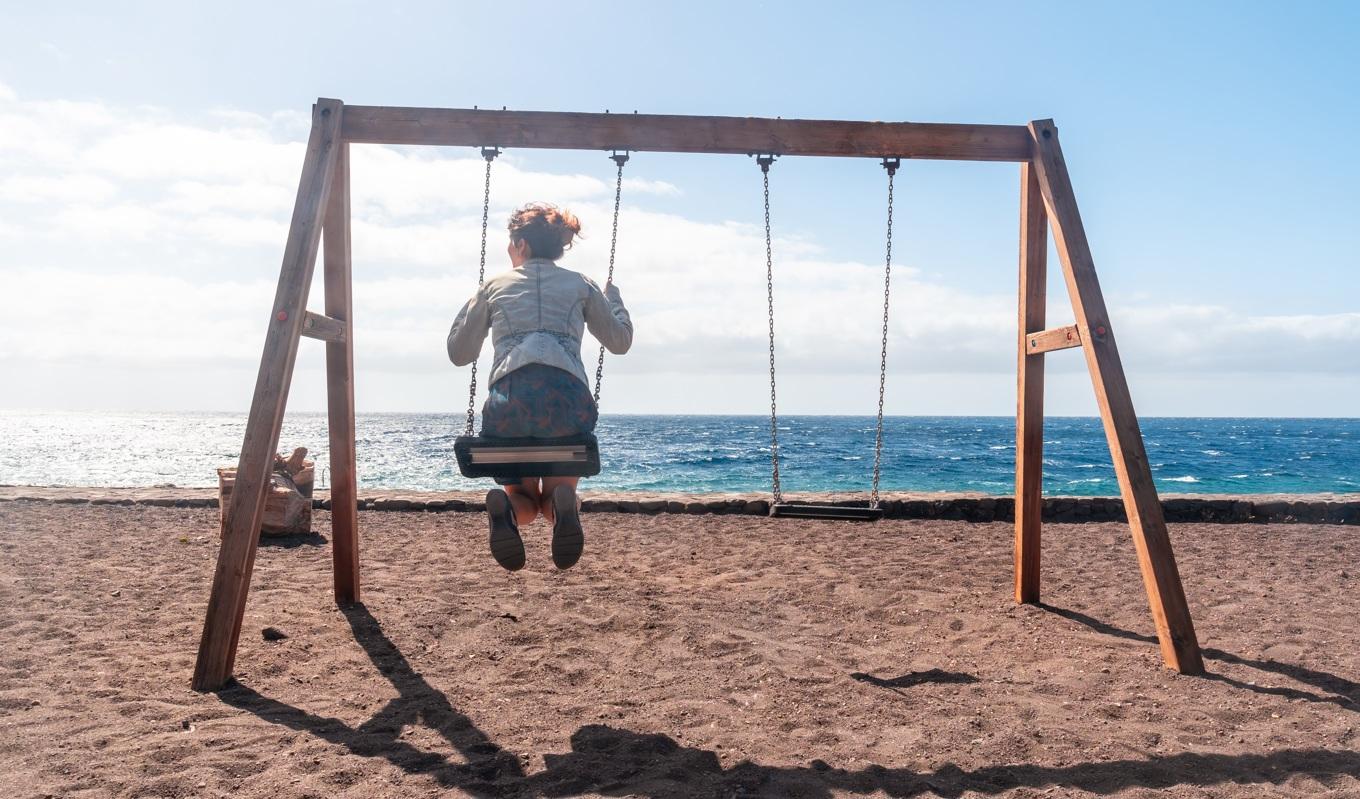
left=447, top=258, right=634, bottom=388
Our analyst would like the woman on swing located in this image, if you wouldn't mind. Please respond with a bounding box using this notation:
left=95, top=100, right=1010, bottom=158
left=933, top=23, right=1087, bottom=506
left=447, top=203, right=633, bottom=571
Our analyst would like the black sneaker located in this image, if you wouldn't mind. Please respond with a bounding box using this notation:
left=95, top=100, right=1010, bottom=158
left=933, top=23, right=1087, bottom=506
left=486, top=489, right=525, bottom=571
left=550, top=485, right=584, bottom=570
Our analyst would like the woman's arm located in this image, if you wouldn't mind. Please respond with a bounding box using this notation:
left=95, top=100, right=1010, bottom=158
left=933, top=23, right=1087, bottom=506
left=447, top=289, right=492, bottom=365
left=584, top=279, right=633, bottom=355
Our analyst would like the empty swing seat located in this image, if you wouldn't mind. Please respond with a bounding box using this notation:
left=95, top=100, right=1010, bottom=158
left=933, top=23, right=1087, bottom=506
left=454, top=433, right=601, bottom=480
left=769, top=502, right=884, bottom=521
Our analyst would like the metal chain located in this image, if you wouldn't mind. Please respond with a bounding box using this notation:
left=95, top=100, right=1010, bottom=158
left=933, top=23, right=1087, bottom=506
left=592, top=151, right=629, bottom=404
left=465, top=148, right=498, bottom=435
left=871, top=158, right=900, bottom=508
left=758, top=154, right=782, bottom=505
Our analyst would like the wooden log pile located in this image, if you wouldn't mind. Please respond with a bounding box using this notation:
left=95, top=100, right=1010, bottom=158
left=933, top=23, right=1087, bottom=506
left=217, top=447, right=314, bottom=536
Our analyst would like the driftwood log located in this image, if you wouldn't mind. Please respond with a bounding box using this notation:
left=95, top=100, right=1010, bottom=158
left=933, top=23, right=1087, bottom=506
left=217, top=447, right=314, bottom=536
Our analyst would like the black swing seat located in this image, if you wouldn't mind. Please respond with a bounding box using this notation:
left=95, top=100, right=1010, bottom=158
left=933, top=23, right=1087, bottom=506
left=454, top=433, right=601, bottom=480
left=769, top=502, right=884, bottom=521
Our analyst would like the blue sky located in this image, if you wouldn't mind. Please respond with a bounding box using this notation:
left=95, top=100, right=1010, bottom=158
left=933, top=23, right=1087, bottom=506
left=1, top=1, right=1357, bottom=415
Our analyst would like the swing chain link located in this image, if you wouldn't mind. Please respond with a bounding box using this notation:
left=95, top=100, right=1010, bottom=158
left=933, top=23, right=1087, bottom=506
left=465, top=148, right=499, bottom=435
left=871, top=158, right=900, bottom=508
left=593, top=151, right=629, bottom=404
left=758, top=154, right=782, bottom=505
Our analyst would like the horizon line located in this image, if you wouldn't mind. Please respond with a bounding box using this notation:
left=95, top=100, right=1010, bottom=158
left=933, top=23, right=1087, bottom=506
left=1, top=408, right=1356, bottom=422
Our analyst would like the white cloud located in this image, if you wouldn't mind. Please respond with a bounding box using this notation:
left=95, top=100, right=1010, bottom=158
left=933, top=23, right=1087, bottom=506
left=51, top=203, right=164, bottom=240
left=0, top=89, right=1355, bottom=415
left=0, top=173, right=119, bottom=203
left=0, top=269, right=273, bottom=364
left=622, top=177, right=680, bottom=196
left=160, top=180, right=293, bottom=215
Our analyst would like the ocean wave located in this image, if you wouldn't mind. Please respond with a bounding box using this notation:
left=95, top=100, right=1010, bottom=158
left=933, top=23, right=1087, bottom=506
left=3, top=412, right=1354, bottom=495
left=1200, top=450, right=1226, bottom=456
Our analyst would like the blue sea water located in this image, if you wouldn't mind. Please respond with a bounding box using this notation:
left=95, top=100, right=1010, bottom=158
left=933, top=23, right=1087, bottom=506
left=0, top=411, right=1355, bottom=496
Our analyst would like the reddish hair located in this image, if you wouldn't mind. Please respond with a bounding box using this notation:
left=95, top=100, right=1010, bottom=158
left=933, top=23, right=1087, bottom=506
left=507, top=203, right=582, bottom=260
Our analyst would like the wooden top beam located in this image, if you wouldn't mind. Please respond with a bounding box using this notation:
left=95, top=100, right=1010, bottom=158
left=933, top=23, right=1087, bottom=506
left=337, top=103, right=1034, bottom=162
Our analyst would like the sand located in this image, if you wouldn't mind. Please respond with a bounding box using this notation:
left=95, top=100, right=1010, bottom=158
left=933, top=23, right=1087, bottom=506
left=1, top=501, right=1357, bottom=798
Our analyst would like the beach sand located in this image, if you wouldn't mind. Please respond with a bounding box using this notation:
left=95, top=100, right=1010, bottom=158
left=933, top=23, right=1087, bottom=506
left=1, top=502, right=1357, bottom=798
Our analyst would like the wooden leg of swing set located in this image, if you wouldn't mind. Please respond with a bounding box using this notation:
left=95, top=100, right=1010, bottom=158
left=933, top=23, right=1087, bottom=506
left=192, top=99, right=344, bottom=692
left=1028, top=119, right=1204, bottom=675
left=324, top=142, right=359, bottom=606
left=1015, top=161, right=1047, bottom=605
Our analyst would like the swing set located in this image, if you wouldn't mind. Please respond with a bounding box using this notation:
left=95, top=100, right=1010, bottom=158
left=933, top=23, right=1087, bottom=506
left=192, top=99, right=1204, bottom=691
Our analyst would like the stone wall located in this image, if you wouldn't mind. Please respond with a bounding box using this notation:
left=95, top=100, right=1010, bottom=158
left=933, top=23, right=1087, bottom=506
left=2, top=487, right=1357, bottom=524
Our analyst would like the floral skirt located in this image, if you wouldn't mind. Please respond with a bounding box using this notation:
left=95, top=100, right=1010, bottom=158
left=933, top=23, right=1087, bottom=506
left=480, top=363, right=598, bottom=440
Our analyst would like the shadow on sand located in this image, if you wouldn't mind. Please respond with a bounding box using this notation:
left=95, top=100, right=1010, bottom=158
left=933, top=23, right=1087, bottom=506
left=849, top=669, right=979, bottom=700
left=257, top=531, right=328, bottom=549
left=218, top=603, right=1360, bottom=798
left=1039, top=603, right=1360, bottom=713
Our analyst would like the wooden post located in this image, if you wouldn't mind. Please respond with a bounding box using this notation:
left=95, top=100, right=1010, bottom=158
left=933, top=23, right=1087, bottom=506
left=1028, top=119, right=1204, bottom=674
left=1015, top=161, right=1047, bottom=604
left=192, top=99, right=344, bottom=691
left=324, top=142, right=359, bottom=605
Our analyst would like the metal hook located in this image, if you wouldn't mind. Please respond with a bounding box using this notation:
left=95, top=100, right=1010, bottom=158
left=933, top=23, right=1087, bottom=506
left=610, top=149, right=630, bottom=167
left=480, top=146, right=501, bottom=162
left=881, top=157, right=901, bottom=176
left=754, top=153, right=778, bottom=173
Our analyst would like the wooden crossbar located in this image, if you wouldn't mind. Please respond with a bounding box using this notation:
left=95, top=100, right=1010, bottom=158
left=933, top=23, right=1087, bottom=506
left=338, top=104, right=1034, bottom=161
left=300, top=311, right=346, bottom=344
left=1027, top=324, right=1082, bottom=354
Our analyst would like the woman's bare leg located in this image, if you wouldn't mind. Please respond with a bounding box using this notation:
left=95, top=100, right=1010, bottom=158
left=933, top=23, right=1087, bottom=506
left=504, top=478, right=542, bottom=525
left=538, top=476, right=580, bottom=523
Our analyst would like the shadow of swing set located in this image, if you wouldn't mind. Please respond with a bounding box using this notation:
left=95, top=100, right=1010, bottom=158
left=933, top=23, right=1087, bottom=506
left=193, top=99, right=1204, bottom=691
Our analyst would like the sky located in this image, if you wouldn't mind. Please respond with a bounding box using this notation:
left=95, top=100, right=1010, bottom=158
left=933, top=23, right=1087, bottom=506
left=1, top=1, right=1357, bottom=417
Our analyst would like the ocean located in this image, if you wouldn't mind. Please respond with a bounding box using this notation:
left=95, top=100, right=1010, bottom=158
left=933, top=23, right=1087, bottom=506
left=1, top=411, right=1356, bottom=496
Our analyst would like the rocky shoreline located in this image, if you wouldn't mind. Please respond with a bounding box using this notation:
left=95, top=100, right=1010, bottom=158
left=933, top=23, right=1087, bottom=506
left=2, top=485, right=1356, bottom=524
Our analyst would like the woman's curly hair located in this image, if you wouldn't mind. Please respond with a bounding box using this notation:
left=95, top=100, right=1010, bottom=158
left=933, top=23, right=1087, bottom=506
left=507, top=203, right=582, bottom=261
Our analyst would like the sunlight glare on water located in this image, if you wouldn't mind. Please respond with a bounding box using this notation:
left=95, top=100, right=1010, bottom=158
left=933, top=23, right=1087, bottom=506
left=0, top=411, right=1356, bottom=495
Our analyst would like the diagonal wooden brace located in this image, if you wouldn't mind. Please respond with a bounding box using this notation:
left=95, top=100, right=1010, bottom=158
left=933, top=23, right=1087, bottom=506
left=192, top=99, right=344, bottom=691
left=1028, top=119, right=1204, bottom=675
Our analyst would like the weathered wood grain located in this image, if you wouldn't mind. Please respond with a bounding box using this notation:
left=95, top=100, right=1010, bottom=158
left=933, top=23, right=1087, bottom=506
left=323, top=142, right=359, bottom=606
left=340, top=106, right=1034, bottom=161
left=1029, top=119, right=1203, bottom=675
left=1027, top=324, right=1082, bottom=354
left=300, top=311, right=346, bottom=344
left=1015, top=162, right=1048, bottom=604
left=192, top=99, right=343, bottom=691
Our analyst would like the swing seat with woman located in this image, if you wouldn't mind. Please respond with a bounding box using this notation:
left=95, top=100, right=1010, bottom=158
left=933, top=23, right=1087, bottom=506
left=447, top=201, right=633, bottom=572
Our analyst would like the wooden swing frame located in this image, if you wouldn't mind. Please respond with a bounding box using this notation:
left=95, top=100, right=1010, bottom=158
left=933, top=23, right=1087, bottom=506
left=191, top=99, right=1203, bottom=691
